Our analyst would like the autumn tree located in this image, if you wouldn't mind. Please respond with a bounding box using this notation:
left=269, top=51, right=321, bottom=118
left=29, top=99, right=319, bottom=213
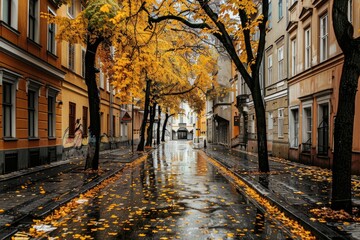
left=331, top=0, right=360, bottom=213
left=145, top=0, right=270, bottom=172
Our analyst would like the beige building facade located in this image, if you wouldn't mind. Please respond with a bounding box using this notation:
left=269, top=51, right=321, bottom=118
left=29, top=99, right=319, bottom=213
left=287, top=0, right=360, bottom=173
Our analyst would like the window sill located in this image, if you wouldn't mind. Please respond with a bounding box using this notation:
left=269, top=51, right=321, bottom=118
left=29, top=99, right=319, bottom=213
left=28, top=137, right=40, bottom=141
left=47, top=50, right=58, bottom=59
left=3, top=137, right=18, bottom=142
left=27, top=38, right=42, bottom=49
left=48, top=137, right=56, bottom=140
left=0, top=21, right=20, bottom=35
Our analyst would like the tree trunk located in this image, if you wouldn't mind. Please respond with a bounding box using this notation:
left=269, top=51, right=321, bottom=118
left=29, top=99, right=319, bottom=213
left=156, top=107, right=161, bottom=145
left=251, top=80, right=270, bottom=173
left=146, top=102, right=157, bottom=147
left=161, top=112, right=170, bottom=142
left=137, top=79, right=151, bottom=151
left=85, top=37, right=103, bottom=170
left=331, top=0, right=360, bottom=213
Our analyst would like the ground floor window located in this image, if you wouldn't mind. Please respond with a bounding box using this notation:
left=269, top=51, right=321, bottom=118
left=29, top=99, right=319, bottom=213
left=302, top=106, right=312, bottom=152
left=290, top=108, right=299, bottom=148
left=318, top=103, right=329, bottom=155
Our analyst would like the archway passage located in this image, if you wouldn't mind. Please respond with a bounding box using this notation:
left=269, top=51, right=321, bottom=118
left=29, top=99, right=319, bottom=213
left=177, top=127, right=188, bottom=139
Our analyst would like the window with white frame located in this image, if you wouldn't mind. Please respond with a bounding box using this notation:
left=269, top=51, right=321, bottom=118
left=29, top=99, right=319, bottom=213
left=268, top=111, right=273, bottom=130
left=27, top=80, right=42, bottom=138
left=47, top=8, right=56, bottom=54
left=320, top=14, right=328, bottom=62
left=268, top=0, right=272, bottom=28
left=278, top=46, right=284, bottom=81
left=1, top=70, right=20, bottom=139
left=2, top=0, right=19, bottom=29
left=278, top=0, right=283, bottom=20
left=106, top=79, right=110, bottom=92
left=259, top=61, right=264, bottom=92
left=68, top=43, right=75, bottom=71
left=67, top=0, right=75, bottom=17
left=278, top=108, right=284, bottom=137
left=305, top=28, right=311, bottom=69
left=267, top=54, right=273, bottom=85
left=47, top=87, right=59, bottom=138
left=28, top=0, right=39, bottom=42
left=98, top=58, right=104, bottom=89
left=291, top=38, right=296, bottom=76
left=81, top=48, right=86, bottom=77
left=240, top=76, right=248, bottom=95
left=290, top=108, right=299, bottom=148
left=302, top=106, right=312, bottom=152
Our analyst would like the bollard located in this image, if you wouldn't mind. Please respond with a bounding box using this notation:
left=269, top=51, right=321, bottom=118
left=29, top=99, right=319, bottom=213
left=204, top=139, right=207, bottom=149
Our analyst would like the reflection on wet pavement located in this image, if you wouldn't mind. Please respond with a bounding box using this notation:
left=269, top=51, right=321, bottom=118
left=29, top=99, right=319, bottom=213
left=41, top=141, right=293, bottom=239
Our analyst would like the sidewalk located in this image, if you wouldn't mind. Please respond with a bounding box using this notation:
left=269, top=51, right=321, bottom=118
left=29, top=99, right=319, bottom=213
left=204, top=144, right=360, bottom=240
left=0, top=146, right=144, bottom=240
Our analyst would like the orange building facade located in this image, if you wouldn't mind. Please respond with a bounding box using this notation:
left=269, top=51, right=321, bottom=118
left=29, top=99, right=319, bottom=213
left=0, top=0, right=64, bottom=174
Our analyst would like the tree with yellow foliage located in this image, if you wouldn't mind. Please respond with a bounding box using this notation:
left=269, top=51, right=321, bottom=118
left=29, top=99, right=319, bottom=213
left=144, top=0, right=271, bottom=172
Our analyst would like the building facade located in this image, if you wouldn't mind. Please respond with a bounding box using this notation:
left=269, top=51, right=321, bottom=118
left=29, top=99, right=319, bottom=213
left=263, top=0, right=289, bottom=159
left=0, top=0, right=64, bottom=174
left=287, top=0, right=360, bottom=173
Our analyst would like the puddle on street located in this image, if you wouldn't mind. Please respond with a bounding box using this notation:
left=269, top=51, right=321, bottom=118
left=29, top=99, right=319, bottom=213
left=41, top=141, right=293, bottom=239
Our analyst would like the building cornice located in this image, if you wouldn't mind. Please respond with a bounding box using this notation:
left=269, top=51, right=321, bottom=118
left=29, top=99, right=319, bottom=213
left=264, top=89, right=287, bottom=102
left=0, top=37, right=66, bottom=80
left=288, top=53, right=344, bottom=86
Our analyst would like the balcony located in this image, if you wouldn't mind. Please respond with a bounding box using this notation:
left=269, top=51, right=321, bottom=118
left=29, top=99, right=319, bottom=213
left=236, top=94, right=249, bottom=107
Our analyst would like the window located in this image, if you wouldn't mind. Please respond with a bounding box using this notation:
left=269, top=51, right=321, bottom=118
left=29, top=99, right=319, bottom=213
left=47, top=86, right=59, bottom=138
left=348, top=0, right=353, bottom=23
left=291, top=38, right=296, bottom=76
left=290, top=108, right=299, bottom=148
left=2, top=0, right=18, bottom=29
left=106, top=79, right=110, bottom=92
left=98, top=58, right=104, bottom=89
left=278, top=46, right=284, bottom=81
left=69, top=102, right=76, bottom=137
left=28, top=0, right=39, bottom=42
left=1, top=70, right=20, bottom=139
left=268, top=112, right=273, bottom=130
left=48, top=96, right=55, bottom=138
left=3, top=82, right=14, bottom=138
left=28, top=90, right=36, bottom=137
left=278, top=0, right=283, bottom=20
left=302, top=107, right=312, bottom=152
left=305, top=28, right=311, bottom=69
left=68, top=43, right=75, bottom=71
left=67, top=0, right=75, bottom=17
left=278, top=108, right=284, bottom=137
left=81, top=49, right=86, bottom=77
left=113, top=115, right=116, bottom=137
left=27, top=79, right=42, bottom=138
left=47, top=8, right=56, bottom=54
left=240, top=76, right=248, bottom=95
left=82, top=106, right=88, bottom=137
left=268, top=0, right=272, bottom=28
left=107, top=114, right=110, bottom=135
left=267, top=54, right=273, bottom=85
left=318, top=103, right=329, bottom=155
left=320, top=14, right=328, bottom=62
